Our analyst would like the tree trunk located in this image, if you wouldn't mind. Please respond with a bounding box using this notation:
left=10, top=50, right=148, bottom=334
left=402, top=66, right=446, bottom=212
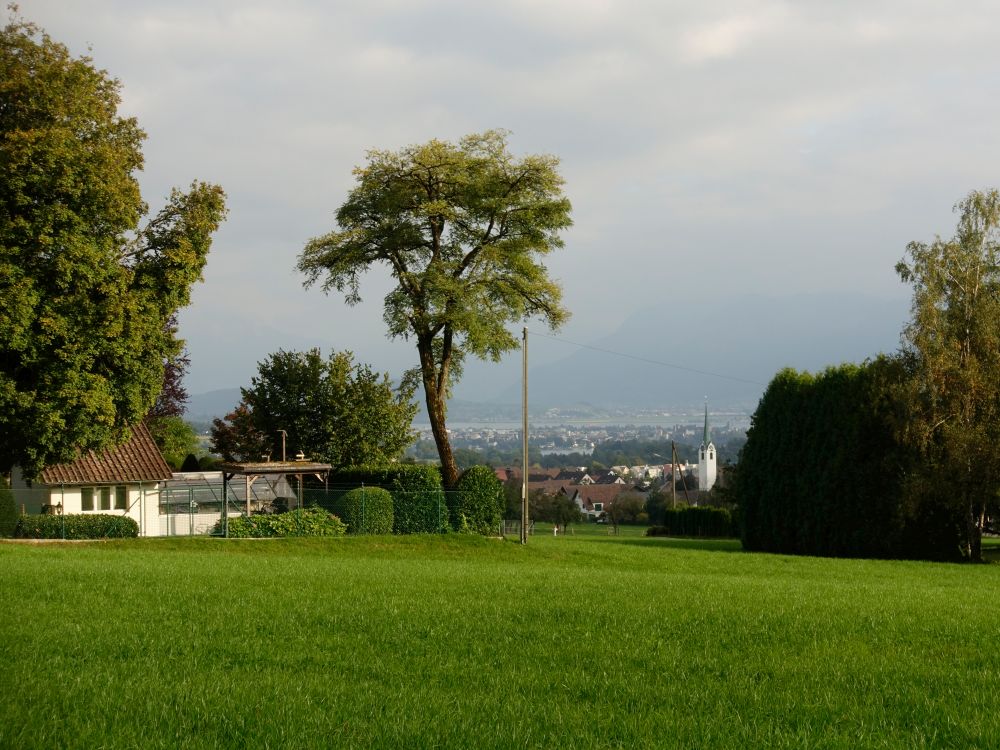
left=417, top=341, right=460, bottom=488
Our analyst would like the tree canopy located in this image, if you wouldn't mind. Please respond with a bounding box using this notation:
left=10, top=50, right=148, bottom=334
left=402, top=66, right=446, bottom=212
left=0, top=13, right=227, bottom=479
left=896, top=188, right=1000, bottom=560
left=212, top=349, right=417, bottom=468
left=298, top=130, right=572, bottom=486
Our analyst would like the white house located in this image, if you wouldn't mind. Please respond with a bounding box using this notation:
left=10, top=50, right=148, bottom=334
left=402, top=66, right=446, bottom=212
left=11, top=422, right=172, bottom=536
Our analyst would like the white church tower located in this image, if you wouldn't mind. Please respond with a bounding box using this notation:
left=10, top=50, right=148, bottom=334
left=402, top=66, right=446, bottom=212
left=698, top=403, right=717, bottom=492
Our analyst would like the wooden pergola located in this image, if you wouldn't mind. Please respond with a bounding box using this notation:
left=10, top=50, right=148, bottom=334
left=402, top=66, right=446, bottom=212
left=218, top=459, right=332, bottom=537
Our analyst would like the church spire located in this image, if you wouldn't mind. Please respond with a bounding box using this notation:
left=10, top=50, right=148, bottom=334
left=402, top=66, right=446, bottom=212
left=702, top=402, right=710, bottom=447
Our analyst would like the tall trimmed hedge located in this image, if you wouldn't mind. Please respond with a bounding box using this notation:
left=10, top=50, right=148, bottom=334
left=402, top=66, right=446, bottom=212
left=314, top=465, right=449, bottom=534
left=15, top=514, right=139, bottom=539
left=646, top=507, right=734, bottom=538
left=452, top=466, right=503, bottom=535
left=733, top=360, right=963, bottom=560
left=338, top=487, right=394, bottom=534
left=0, top=477, right=17, bottom=538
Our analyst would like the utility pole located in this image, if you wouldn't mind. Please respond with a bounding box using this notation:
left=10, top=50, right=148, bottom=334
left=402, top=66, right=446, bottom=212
left=521, top=327, right=529, bottom=545
left=671, top=441, right=677, bottom=509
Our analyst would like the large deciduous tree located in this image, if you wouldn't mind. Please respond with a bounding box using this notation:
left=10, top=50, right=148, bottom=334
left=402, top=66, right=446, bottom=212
left=298, top=130, right=572, bottom=486
left=0, top=13, right=227, bottom=480
left=212, top=349, right=417, bottom=468
left=896, top=189, right=1000, bottom=561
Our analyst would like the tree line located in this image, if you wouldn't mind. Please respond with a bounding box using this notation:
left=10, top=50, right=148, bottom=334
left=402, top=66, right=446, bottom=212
left=735, top=190, right=1000, bottom=562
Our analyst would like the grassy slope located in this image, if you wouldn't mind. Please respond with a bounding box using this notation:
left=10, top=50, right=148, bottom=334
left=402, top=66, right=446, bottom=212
left=1, top=535, right=998, bottom=748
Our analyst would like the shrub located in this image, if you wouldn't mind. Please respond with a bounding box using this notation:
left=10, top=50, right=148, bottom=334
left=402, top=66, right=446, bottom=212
left=214, top=507, right=346, bottom=538
left=0, top=477, right=17, bottom=538
left=451, top=466, right=503, bottom=535
left=16, top=514, right=139, bottom=539
left=646, top=507, right=734, bottom=538
left=316, top=466, right=448, bottom=534
left=338, top=487, right=393, bottom=534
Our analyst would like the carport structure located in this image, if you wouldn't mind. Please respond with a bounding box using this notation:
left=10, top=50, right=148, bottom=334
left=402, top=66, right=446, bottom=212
left=218, top=459, right=332, bottom=536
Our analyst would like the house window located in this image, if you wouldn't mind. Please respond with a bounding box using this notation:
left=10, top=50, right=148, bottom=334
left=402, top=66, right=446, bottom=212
left=79, top=486, right=127, bottom=512
left=594, top=503, right=603, bottom=512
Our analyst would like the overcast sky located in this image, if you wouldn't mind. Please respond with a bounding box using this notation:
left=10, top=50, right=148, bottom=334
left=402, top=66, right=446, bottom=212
left=19, top=1, right=1000, bottom=397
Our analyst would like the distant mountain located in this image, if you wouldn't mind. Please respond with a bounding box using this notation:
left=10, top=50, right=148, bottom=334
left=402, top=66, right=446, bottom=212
left=189, top=292, right=909, bottom=421
left=493, top=292, right=909, bottom=411
left=186, top=388, right=242, bottom=421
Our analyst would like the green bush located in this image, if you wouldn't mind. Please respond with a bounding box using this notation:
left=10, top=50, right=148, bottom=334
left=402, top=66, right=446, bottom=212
left=451, top=466, right=503, bottom=535
left=315, top=466, right=448, bottom=534
left=15, top=514, right=139, bottom=539
left=646, top=507, right=734, bottom=538
left=338, top=487, right=394, bottom=535
left=214, top=507, right=346, bottom=538
left=0, top=477, right=17, bottom=538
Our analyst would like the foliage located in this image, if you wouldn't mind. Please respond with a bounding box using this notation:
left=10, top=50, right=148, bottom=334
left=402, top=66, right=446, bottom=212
left=15, top=513, right=138, bottom=539
left=147, top=314, right=190, bottom=419
left=180, top=453, right=201, bottom=472
left=209, top=402, right=268, bottom=462
left=733, top=360, right=966, bottom=560
left=0, top=476, right=17, bottom=538
left=451, top=466, right=504, bottom=535
left=647, top=507, right=735, bottom=538
left=315, top=465, right=448, bottom=534
left=895, top=189, right=1000, bottom=561
left=607, top=493, right=647, bottom=527
left=299, top=130, right=573, bottom=487
left=337, top=487, right=394, bottom=535
left=0, top=14, right=227, bottom=479
left=529, top=490, right=583, bottom=528
left=146, top=415, right=199, bottom=469
left=214, top=507, right=346, bottom=538
left=231, top=349, right=416, bottom=468
left=644, top=490, right=670, bottom=526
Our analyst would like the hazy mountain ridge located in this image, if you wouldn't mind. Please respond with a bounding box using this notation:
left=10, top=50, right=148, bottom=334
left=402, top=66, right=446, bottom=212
left=188, top=293, right=910, bottom=421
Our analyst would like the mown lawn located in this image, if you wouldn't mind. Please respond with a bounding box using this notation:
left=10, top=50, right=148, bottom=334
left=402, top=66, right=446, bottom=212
left=2, top=533, right=998, bottom=748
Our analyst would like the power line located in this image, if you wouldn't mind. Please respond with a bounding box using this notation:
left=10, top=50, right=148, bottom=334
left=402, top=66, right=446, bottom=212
left=526, top=330, right=766, bottom=387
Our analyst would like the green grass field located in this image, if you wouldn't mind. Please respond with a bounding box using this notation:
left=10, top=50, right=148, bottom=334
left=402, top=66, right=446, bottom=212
left=2, top=533, right=999, bottom=748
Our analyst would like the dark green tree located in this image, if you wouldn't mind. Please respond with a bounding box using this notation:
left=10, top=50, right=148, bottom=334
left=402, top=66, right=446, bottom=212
left=298, top=130, right=572, bottom=487
left=209, top=402, right=268, bottom=462
left=148, top=416, right=199, bottom=470
left=896, top=189, right=1000, bottom=561
left=229, top=349, right=417, bottom=468
left=0, top=12, right=226, bottom=480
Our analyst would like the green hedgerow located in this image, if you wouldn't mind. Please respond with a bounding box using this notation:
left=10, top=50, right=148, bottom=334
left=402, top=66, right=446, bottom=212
left=0, top=477, right=17, bottom=538
left=317, top=466, right=448, bottom=533
left=338, top=487, right=393, bottom=535
left=16, top=514, right=139, bottom=539
left=451, top=466, right=503, bottom=535
left=214, top=507, right=347, bottom=538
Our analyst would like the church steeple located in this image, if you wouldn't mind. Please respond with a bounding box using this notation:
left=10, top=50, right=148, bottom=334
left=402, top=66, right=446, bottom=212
left=702, top=402, right=710, bottom=448
left=698, top=402, right=717, bottom=491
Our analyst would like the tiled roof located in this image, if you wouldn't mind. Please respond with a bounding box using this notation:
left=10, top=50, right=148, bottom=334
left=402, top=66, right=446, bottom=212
left=39, top=423, right=173, bottom=485
left=573, top=484, right=630, bottom=506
